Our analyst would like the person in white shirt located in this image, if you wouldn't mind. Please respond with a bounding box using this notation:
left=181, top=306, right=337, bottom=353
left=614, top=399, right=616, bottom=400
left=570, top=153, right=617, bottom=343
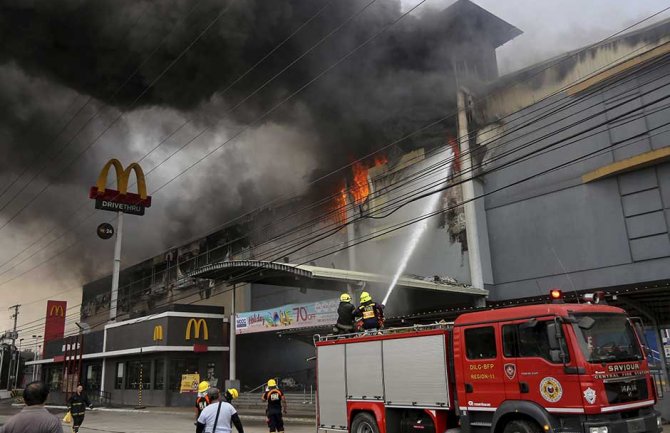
left=196, top=388, right=244, bottom=433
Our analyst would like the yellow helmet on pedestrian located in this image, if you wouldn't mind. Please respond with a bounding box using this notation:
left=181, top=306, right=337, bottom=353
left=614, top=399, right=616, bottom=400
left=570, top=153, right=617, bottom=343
left=360, top=291, right=372, bottom=303
left=226, top=388, right=239, bottom=400
left=340, top=293, right=351, bottom=302
left=267, top=379, right=277, bottom=387
left=197, top=381, right=210, bottom=393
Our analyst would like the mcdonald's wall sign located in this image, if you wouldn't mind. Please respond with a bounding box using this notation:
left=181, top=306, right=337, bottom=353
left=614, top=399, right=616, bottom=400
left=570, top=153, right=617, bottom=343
left=185, top=319, right=209, bottom=341
left=89, top=159, right=152, bottom=216
left=44, top=300, right=67, bottom=343
left=153, top=325, right=164, bottom=341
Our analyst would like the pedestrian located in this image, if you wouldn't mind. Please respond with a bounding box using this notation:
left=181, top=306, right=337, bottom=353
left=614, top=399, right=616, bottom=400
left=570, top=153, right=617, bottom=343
left=2, top=381, right=63, bottom=433
left=333, top=293, right=355, bottom=335
left=355, top=292, right=384, bottom=332
left=195, top=381, right=211, bottom=422
left=262, top=379, right=287, bottom=433
left=67, top=384, right=92, bottom=433
left=196, top=387, right=244, bottom=433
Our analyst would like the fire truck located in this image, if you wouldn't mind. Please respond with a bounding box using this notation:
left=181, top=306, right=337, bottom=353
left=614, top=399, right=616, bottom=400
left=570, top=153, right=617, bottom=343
left=315, top=291, right=662, bottom=433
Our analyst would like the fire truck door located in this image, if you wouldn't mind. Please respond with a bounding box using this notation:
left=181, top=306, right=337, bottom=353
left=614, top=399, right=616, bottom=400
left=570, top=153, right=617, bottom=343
left=460, top=325, right=506, bottom=412
left=509, top=320, right=582, bottom=412
left=501, top=323, right=521, bottom=400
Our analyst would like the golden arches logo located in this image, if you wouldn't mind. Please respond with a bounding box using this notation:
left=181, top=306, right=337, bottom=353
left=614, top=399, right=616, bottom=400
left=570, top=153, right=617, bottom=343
left=153, top=325, right=164, bottom=341
left=185, top=319, right=209, bottom=341
left=89, top=159, right=152, bottom=215
left=96, top=159, right=148, bottom=200
left=49, top=305, right=65, bottom=317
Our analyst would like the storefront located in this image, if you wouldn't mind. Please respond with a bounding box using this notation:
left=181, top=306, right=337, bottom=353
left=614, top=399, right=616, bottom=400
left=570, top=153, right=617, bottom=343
left=27, top=305, right=229, bottom=407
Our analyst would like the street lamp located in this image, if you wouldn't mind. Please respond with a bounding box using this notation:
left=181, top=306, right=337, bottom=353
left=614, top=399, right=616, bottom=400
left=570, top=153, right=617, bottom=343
left=31, top=335, right=41, bottom=381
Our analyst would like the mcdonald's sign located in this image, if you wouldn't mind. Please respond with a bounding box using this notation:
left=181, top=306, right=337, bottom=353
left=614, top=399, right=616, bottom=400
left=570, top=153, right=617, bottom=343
left=89, top=159, right=152, bottom=215
left=44, top=300, right=67, bottom=343
left=49, top=304, right=65, bottom=317
left=185, top=319, right=209, bottom=341
left=153, top=325, right=164, bottom=341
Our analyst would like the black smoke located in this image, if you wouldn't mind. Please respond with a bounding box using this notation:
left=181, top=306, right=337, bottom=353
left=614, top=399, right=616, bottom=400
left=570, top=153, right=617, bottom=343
left=0, top=0, right=469, bottom=280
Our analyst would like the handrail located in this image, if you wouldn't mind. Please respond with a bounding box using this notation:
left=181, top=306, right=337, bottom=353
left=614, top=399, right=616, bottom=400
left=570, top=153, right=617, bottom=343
left=313, top=322, right=453, bottom=344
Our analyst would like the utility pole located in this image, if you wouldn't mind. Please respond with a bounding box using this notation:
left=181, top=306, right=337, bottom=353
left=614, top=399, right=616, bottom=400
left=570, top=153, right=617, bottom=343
left=110, top=212, right=123, bottom=321
left=7, top=305, right=20, bottom=390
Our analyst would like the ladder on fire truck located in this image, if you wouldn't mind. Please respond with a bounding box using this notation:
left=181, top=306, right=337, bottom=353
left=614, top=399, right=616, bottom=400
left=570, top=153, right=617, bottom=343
left=313, top=322, right=453, bottom=344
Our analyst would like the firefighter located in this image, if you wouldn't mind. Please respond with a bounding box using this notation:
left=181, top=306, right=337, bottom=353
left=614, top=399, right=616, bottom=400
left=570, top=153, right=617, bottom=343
left=224, top=388, right=239, bottom=403
left=262, top=379, right=287, bottom=433
left=195, top=380, right=211, bottom=421
left=333, top=293, right=356, bottom=335
left=355, top=291, right=384, bottom=332
left=67, top=384, right=92, bottom=433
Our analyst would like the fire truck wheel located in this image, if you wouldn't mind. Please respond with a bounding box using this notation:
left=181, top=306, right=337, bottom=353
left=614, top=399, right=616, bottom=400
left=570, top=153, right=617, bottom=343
left=351, top=412, right=379, bottom=433
left=502, top=419, right=541, bottom=433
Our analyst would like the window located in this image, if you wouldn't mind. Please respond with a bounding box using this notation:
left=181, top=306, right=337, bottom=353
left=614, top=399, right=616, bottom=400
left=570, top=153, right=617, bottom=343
left=502, top=321, right=568, bottom=363
left=572, top=313, right=642, bottom=363
left=154, top=359, right=165, bottom=390
left=126, top=361, right=152, bottom=390
left=168, top=358, right=200, bottom=391
left=115, top=362, right=124, bottom=390
left=502, top=325, right=516, bottom=357
left=465, top=327, right=497, bottom=359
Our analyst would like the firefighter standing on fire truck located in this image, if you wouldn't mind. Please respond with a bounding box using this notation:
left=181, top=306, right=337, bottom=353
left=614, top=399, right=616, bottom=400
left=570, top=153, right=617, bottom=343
left=355, top=292, right=384, bottom=331
left=262, top=379, right=287, bottom=433
left=333, top=293, right=356, bottom=334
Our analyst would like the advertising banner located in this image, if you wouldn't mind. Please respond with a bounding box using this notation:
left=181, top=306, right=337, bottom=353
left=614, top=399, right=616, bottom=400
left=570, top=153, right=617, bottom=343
left=235, top=299, right=339, bottom=335
left=180, top=373, right=200, bottom=393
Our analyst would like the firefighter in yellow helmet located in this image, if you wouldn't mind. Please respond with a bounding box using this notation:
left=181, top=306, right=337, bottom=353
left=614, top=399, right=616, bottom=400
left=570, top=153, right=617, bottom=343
left=262, top=379, right=287, bottom=433
left=194, top=381, right=211, bottom=421
left=355, top=291, right=384, bottom=332
left=333, top=293, right=356, bottom=335
left=224, top=388, right=239, bottom=403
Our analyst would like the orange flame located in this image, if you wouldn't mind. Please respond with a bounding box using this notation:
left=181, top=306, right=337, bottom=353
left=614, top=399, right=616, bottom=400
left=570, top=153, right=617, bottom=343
left=330, top=155, right=388, bottom=224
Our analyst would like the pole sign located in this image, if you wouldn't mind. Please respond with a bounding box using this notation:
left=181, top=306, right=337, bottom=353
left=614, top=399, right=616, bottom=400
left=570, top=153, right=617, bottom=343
left=97, top=223, right=114, bottom=239
left=89, top=159, right=152, bottom=215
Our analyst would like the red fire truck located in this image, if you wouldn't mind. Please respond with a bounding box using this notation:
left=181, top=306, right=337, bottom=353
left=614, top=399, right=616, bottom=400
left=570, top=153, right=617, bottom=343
left=315, top=292, right=662, bottom=433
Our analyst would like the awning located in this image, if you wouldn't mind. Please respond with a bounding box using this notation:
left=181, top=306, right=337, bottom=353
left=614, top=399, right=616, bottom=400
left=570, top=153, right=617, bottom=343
left=188, top=260, right=488, bottom=298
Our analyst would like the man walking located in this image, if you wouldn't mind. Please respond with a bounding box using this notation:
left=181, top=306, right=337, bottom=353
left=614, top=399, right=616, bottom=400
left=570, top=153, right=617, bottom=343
left=262, top=379, right=287, bottom=433
left=2, top=381, right=63, bottom=433
left=67, top=384, right=92, bottom=433
left=196, top=387, right=244, bottom=433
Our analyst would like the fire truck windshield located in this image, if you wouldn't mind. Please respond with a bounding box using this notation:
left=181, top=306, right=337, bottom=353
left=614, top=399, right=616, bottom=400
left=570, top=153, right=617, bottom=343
left=572, top=313, right=643, bottom=363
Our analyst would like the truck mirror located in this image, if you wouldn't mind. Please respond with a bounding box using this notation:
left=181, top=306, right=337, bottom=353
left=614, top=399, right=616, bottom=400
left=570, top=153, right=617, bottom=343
left=547, top=322, right=562, bottom=351
left=549, top=349, right=562, bottom=363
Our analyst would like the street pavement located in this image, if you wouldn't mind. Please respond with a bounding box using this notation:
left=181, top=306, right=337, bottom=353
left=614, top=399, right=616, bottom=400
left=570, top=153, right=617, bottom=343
left=0, top=404, right=668, bottom=433
left=0, top=404, right=316, bottom=433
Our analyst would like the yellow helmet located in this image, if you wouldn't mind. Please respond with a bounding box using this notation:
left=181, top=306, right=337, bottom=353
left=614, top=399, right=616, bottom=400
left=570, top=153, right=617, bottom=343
left=360, top=291, right=372, bottom=303
left=197, top=381, right=210, bottom=393
left=340, top=293, right=351, bottom=302
left=226, top=388, right=239, bottom=400
left=267, top=379, right=277, bottom=387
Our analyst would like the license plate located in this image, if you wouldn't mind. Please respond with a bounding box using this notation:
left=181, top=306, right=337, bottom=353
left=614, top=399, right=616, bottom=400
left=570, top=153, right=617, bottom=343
left=626, top=418, right=645, bottom=433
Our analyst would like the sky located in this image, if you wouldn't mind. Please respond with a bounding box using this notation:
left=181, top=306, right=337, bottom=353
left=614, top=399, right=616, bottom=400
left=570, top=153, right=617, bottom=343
left=1, top=0, right=668, bottom=344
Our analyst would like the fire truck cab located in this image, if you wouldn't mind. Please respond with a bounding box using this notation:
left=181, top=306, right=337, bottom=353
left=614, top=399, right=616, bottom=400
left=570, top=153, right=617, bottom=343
left=315, top=299, right=662, bottom=433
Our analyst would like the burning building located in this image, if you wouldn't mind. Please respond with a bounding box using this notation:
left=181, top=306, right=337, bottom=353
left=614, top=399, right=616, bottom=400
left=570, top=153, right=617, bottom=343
left=27, top=0, right=524, bottom=405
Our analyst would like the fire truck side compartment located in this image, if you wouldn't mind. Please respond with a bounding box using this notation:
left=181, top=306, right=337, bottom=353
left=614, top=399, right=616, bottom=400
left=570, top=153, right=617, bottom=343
left=382, top=335, right=450, bottom=408
left=318, top=344, right=348, bottom=429
left=346, top=341, right=384, bottom=400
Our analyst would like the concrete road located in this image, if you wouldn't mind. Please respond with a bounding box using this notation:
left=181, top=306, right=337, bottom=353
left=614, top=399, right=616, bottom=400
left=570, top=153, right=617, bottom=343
left=71, top=410, right=314, bottom=433
left=0, top=406, right=315, bottom=433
